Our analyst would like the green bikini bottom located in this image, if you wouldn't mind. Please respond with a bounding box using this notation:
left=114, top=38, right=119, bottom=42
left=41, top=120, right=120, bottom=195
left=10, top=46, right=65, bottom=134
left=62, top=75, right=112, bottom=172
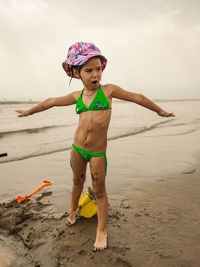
left=70, top=144, right=107, bottom=176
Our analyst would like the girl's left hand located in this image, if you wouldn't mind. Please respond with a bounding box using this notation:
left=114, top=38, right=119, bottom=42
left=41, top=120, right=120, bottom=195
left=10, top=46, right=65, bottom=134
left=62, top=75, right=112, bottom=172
left=157, top=110, right=175, bottom=117
left=16, top=110, right=29, bottom=117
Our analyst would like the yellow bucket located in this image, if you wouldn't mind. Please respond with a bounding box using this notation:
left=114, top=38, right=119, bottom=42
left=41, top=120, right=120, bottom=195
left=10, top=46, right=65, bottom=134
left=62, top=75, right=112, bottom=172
left=78, top=187, right=97, bottom=218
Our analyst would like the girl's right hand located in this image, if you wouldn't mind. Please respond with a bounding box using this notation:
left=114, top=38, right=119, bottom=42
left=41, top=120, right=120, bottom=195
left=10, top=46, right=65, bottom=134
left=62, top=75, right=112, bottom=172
left=16, top=110, right=30, bottom=117
left=157, top=110, right=175, bottom=117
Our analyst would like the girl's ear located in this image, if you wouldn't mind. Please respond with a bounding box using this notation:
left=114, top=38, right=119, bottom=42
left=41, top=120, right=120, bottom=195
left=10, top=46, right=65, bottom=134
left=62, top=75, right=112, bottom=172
left=73, top=67, right=81, bottom=79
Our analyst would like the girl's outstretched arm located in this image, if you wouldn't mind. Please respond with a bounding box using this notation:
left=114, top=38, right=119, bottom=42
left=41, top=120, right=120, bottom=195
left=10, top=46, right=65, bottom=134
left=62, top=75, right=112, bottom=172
left=16, top=91, right=79, bottom=117
left=110, top=84, right=175, bottom=117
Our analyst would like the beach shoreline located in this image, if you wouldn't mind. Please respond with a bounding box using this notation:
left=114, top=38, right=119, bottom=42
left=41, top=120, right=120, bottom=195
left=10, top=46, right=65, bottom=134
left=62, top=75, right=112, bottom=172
left=0, top=166, right=200, bottom=267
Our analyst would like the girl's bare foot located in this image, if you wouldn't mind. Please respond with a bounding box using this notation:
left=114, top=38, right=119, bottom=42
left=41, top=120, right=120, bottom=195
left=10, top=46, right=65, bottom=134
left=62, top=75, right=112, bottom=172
left=66, top=207, right=79, bottom=226
left=93, top=229, right=107, bottom=251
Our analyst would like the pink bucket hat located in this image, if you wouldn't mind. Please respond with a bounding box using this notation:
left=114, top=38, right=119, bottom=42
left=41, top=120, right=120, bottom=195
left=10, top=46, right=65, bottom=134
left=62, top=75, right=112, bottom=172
left=62, top=42, right=107, bottom=78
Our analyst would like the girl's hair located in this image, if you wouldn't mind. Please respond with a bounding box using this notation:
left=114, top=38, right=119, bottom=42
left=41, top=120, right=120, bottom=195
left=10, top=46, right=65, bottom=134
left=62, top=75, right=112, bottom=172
left=69, top=65, right=82, bottom=86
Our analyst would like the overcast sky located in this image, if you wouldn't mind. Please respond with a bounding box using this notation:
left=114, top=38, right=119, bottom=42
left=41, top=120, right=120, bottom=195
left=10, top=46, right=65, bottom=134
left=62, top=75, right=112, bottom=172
left=1, top=0, right=200, bottom=100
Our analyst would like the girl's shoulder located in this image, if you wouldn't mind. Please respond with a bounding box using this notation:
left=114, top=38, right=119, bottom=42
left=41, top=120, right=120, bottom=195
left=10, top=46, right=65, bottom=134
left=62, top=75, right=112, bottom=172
left=102, top=83, right=116, bottom=89
left=101, top=83, right=119, bottom=96
left=72, top=90, right=82, bottom=101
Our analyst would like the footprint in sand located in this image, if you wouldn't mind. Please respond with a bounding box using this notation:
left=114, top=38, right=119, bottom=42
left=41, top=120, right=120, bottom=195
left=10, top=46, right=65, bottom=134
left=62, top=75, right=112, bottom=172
left=182, top=168, right=196, bottom=174
left=156, top=178, right=165, bottom=182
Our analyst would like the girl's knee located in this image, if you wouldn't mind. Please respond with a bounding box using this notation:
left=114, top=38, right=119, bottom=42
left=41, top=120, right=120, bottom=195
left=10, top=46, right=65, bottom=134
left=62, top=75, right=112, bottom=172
left=91, top=171, right=106, bottom=199
left=73, top=174, right=86, bottom=186
left=92, top=178, right=106, bottom=199
left=91, top=171, right=105, bottom=183
left=93, top=187, right=107, bottom=199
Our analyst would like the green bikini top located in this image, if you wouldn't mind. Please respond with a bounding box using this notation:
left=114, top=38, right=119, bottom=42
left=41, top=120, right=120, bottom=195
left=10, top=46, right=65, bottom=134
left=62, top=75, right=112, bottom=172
left=75, top=85, right=111, bottom=114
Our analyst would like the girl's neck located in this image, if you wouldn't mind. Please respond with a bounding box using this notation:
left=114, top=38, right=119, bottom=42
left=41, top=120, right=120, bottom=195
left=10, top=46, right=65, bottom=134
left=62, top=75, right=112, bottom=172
left=83, top=84, right=100, bottom=94
left=83, top=86, right=99, bottom=97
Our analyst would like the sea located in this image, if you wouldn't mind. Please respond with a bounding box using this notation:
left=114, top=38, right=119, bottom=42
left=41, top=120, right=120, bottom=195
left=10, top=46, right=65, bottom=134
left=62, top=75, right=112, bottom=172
left=0, top=98, right=200, bottom=164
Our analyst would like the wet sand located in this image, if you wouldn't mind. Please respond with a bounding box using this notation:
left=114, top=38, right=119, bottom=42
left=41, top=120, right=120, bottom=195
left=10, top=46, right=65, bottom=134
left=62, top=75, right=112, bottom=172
left=0, top=126, right=200, bottom=266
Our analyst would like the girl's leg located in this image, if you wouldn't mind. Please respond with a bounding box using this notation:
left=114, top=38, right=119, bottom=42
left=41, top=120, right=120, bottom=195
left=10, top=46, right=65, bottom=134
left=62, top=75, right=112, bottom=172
left=67, top=148, right=87, bottom=225
left=89, top=156, right=108, bottom=250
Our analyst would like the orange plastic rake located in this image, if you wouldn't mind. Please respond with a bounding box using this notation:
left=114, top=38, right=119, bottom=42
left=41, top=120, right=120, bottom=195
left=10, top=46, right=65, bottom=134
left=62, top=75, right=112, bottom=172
left=14, top=180, right=52, bottom=205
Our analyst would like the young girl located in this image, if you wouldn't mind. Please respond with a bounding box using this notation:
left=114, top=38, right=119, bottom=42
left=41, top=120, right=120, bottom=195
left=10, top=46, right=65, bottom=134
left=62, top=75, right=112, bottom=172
left=16, top=42, right=175, bottom=251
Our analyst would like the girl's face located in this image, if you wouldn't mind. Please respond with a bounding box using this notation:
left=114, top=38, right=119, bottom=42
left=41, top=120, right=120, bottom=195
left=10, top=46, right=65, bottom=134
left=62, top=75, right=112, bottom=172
left=75, top=57, right=102, bottom=90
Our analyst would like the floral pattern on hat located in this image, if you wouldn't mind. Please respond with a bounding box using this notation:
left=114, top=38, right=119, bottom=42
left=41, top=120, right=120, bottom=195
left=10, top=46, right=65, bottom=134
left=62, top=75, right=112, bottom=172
left=62, top=42, right=107, bottom=78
